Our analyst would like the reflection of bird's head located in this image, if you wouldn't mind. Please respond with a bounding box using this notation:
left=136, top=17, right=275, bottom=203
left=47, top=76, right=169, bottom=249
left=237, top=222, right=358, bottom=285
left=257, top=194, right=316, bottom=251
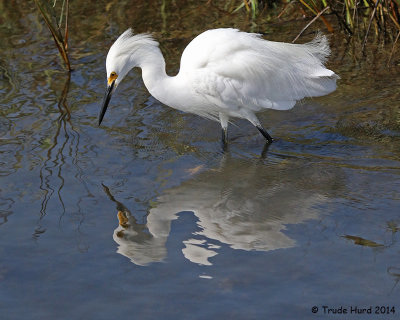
left=117, top=211, right=130, bottom=228
left=113, top=209, right=168, bottom=266
left=115, top=211, right=130, bottom=238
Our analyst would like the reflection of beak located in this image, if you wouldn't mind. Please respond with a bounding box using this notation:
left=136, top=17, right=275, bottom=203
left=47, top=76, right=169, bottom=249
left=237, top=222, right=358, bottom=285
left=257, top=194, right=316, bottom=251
left=98, top=79, right=115, bottom=126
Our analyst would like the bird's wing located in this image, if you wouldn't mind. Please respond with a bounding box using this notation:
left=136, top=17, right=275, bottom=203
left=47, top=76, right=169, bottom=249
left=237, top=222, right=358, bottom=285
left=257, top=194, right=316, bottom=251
left=179, top=29, right=338, bottom=112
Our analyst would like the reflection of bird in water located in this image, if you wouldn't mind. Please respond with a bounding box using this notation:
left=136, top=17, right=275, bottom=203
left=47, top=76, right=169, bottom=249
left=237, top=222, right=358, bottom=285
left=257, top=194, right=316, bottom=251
left=102, top=184, right=166, bottom=266
left=99, top=28, right=338, bottom=145
left=103, top=157, right=342, bottom=266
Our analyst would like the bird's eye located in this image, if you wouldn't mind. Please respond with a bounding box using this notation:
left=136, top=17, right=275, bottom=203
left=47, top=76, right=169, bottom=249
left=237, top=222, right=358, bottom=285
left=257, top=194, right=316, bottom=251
left=110, top=72, right=117, bottom=77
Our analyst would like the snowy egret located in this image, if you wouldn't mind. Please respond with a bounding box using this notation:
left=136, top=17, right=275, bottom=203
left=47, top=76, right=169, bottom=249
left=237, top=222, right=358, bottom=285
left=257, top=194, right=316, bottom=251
left=99, top=28, right=338, bottom=144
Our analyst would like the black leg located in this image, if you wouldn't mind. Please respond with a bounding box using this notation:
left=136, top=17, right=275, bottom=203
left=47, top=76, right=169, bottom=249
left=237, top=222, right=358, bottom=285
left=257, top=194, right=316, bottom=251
left=221, top=127, right=228, bottom=143
left=256, top=126, right=274, bottom=143
left=260, top=142, right=271, bottom=158
left=221, top=127, right=228, bottom=151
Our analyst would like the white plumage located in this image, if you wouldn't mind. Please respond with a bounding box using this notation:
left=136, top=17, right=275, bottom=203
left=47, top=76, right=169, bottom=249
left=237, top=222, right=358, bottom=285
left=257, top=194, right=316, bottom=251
left=99, top=28, right=339, bottom=144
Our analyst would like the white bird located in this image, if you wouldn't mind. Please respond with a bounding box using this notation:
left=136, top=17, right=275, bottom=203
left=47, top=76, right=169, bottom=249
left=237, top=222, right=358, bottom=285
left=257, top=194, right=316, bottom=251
left=99, top=28, right=338, bottom=144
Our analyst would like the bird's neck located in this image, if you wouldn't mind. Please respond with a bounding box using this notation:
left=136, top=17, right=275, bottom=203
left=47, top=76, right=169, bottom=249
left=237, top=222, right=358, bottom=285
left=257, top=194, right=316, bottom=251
left=138, top=46, right=171, bottom=103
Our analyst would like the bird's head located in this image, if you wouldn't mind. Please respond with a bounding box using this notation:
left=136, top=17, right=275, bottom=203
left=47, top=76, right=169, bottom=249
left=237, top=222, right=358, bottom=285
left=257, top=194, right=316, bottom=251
left=98, top=29, right=158, bottom=126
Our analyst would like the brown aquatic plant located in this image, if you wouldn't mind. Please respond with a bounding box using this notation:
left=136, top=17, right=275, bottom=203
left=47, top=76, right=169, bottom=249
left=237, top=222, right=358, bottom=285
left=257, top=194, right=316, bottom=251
left=342, top=235, right=384, bottom=247
left=227, top=0, right=400, bottom=56
left=34, top=0, right=71, bottom=71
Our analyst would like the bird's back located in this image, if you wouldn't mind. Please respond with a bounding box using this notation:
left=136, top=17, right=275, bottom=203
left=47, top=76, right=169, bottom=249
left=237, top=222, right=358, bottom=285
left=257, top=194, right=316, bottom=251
left=178, top=28, right=338, bottom=113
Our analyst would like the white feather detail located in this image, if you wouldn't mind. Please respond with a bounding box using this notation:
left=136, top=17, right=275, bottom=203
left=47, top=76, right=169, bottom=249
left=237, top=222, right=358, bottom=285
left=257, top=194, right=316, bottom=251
left=179, top=29, right=338, bottom=112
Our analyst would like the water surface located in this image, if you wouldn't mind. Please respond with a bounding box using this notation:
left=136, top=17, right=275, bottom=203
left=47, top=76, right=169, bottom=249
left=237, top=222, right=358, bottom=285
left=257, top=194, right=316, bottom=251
left=1, top=1, right=400, bottom=319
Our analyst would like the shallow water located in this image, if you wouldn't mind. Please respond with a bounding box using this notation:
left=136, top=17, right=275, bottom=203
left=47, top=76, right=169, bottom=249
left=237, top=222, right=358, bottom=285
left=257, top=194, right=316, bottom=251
left=1, top=1, right=400, bottom=319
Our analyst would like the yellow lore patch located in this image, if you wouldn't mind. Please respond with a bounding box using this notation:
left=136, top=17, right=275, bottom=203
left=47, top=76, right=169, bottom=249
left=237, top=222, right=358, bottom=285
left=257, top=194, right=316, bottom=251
left=108, top=71, right=118, bottom=85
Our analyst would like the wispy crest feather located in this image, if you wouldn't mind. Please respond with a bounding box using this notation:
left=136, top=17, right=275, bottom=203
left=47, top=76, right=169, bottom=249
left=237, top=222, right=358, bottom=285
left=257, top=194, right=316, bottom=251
left=109, top=28, right=158, bottom=57
left=106, top=28, right=159, bottom=77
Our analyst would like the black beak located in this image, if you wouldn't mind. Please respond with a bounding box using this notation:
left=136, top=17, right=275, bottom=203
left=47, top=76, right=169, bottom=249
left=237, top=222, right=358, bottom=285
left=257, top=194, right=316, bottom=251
left=98, top=80, right=115, bottom=126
